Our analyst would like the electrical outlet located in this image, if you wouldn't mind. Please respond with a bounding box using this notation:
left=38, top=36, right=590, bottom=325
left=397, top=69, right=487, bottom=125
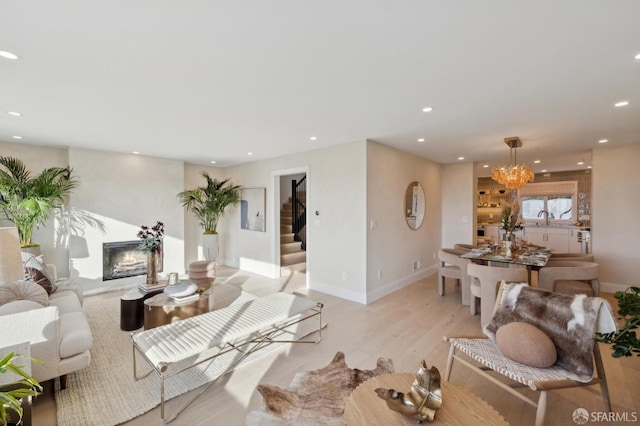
left=377, top=270, right=383, bottom=280
left=342, top=271, right=347, bottom=280
left=417, top=260, right=422, bottom=269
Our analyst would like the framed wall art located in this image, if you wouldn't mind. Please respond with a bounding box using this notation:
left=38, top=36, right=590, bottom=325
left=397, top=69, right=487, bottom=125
left=240, top=187, right=266, bottom=232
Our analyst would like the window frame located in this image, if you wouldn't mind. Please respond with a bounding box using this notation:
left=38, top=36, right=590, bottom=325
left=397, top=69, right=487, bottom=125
left=518, top=181, right=578, bottom=226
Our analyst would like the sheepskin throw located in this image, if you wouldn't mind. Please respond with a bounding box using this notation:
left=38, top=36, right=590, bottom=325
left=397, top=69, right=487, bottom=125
left=484, top=283, right=616, bottom=382
left=246, top=351, right=394, bottom=425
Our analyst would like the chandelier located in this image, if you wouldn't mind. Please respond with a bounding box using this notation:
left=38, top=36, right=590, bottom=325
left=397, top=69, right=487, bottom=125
left=491, top=137, right=534, bottom=190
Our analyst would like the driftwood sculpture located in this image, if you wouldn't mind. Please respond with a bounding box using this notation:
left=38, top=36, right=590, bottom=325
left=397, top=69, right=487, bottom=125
left=375, top=361, right=442, bottom=423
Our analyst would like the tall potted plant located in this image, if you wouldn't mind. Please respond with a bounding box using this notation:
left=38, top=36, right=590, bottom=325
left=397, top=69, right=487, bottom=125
left=0, top=352, right=42, bottom=426
left=0, top=156, right=77, bottom=250
left=177, top=173, right=241, bottom=260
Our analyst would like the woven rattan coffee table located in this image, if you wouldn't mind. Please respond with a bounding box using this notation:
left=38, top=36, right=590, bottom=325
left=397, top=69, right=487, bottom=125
left=344, top=373, right=507, bottom=425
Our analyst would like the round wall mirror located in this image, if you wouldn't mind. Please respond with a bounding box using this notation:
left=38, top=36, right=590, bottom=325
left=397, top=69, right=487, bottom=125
left=404, top=181, right=425, bottom=229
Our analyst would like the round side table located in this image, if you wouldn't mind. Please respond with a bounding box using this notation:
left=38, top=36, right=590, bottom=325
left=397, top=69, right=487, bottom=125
left=344, top=373, right=507, bottom=425
left=120, top=287, right=163, bottom=331
left=143, top=287, right=212, bottom=329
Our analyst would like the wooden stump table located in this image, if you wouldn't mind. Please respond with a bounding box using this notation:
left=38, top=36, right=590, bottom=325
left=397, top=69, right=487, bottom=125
left=344, top=373, right=508, bottom=425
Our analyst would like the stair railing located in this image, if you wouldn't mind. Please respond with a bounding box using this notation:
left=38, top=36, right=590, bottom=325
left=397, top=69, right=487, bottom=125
left=291, top=176, right=307, bottom=250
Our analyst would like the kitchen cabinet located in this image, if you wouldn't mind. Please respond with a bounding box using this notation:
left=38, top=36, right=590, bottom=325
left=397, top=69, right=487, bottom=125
left=568, top=228, right=584, bottom=253
left=523, top=227, right=573, bottom=253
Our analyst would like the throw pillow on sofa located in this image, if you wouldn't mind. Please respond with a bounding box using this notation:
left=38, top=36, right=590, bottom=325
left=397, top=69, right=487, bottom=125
left=24, top=255, right=57, bottom=295
left=0, top=280, right=50, bottom=307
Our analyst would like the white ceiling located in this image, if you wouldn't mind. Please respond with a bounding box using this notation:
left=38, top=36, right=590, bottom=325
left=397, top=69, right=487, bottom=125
left=1, top=1, right=639, bottom=175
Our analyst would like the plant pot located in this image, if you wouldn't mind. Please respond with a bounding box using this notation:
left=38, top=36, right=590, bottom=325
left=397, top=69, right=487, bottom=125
left=202, top=234, right=219, bottom=261
left=20, top=244, right=41, bottom=262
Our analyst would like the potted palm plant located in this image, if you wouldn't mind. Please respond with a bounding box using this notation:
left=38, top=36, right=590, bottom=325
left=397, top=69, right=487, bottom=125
left=0, top=156, right=77, bottom=250
left=0, top=352, right=42, bottom=426
left=177, top=173, right=241, bottom=260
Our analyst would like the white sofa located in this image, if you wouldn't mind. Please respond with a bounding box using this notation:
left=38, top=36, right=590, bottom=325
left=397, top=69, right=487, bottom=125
left=0, top=265, right=93, bottom=388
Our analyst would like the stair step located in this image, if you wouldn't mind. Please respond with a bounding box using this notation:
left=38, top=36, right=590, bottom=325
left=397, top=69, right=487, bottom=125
left=281, top=217, right=292, bottom=226
left=281, top=241, right=303, bottom=254
left=281, top=251, right=306, bottom=266
left=281, top=233, right=295, bottom=244
left=281, top=224, right=293, bottom=233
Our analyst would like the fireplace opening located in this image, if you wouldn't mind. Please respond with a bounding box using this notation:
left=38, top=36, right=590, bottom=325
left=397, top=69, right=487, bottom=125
left=102, top=240, right=163, bottom=281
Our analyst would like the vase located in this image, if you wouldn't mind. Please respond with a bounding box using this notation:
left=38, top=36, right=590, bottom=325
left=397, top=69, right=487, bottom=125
left=146, top=251, right=159, bottom=285
left=202, top=233, right=219, bottom=261
left=502, top=232, right=513, bottom=257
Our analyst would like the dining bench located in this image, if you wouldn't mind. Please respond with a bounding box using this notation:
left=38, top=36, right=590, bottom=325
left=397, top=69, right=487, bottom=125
left=131, top=291, right=323, bottom=421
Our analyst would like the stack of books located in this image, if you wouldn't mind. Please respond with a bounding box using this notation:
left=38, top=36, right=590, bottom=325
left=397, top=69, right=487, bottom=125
left=138, top=281, right=168, bottom=293
left=167, top=293, right=200, bottom=303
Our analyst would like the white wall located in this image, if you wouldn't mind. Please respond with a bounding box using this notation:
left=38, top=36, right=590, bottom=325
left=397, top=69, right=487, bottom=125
left=441, top=163, right=475, bottom=248
left=68, top=148, right=185, bottom=292
left=592, top=144, right=640, bottom=290
left=223, top=141, right=368, bottom=302
left=366, top=141, right=442, bottom=303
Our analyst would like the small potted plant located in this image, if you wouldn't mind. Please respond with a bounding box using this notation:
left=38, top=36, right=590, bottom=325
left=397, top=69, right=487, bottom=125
left=137, top=221, right=165, bottom=285
left=596, top=286, right=640, bottom=357
left=0, top=352, right=42, bottom=426
left=177, top=173, right=241, bottom=260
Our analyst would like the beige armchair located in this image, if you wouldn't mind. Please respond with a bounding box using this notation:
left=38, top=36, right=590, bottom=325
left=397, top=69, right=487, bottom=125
left=550, top=253, right=594, bottom=262
left=438, top=249, right=472, bottom=305
left=467, top=263, right=528, bottom=328
left=453, top=243, right=474, bottom=252
left=538, top=260, right=600, bottom=296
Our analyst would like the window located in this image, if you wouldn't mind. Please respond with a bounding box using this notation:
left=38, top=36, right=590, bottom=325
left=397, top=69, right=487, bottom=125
left=519, top=182, right=577, bottom=225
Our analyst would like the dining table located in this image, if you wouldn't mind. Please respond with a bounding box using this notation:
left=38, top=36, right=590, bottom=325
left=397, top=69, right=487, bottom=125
left=460, top=245, right=552, bottom=285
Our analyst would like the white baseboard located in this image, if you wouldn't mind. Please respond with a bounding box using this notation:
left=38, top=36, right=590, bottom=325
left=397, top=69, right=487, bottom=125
left=600, top=281, right=632, bottom=294
left=366, top=264, right=438, bottom=304
left=307, top=280, right=368, bottom=304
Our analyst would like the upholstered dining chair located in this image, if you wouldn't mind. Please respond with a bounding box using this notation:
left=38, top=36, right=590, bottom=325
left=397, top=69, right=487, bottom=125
left=445, top=282, right=615, bottom=426
left=438, top=248, right=472, bottom=305
left=467, top=263, right=528, bottom=328
left=550, top=252, right=595, bottom=262
left=538, top=260, right=600, bottom=296
left=453, top=243, right=475, bottom=252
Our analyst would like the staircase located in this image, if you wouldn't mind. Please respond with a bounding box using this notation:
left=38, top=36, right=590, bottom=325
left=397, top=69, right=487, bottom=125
left=280, top=195, right=306, bottom=273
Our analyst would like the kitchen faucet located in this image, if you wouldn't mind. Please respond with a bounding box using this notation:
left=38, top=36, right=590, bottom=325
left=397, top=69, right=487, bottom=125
left=537, top=209, right=549, bottom=225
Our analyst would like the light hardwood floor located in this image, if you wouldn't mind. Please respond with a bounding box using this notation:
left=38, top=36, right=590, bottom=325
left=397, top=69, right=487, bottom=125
left=34, top=268, right=639, bottom=425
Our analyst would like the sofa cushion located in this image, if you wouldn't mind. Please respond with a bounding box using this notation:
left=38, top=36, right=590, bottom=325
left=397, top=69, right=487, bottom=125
left=496, top=322, right=557, bottom=368
left=59, top=311, right=93, bottom=358
left=49, top=289, right=83, bottom=314
left=24, top=255, right=58, bottom=295
left=0, top=299, right=44, bottom=315
left=0, top=280, right=49, bottom=307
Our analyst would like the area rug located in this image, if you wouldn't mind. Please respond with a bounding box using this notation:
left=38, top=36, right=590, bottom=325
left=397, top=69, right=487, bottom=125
left=55, top=284, right=315, bottom=426
left=245, top=351, right=395, bottom=425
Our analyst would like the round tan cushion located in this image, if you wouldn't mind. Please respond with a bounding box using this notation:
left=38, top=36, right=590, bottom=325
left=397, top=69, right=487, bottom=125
left=496, top=322, right=557, bottom=368
left=0, top=280, right=50, bottom=307
left=189, top=260, right=215, bottom=272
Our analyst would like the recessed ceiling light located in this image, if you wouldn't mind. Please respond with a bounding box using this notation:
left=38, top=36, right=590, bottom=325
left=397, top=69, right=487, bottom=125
left=421, top=107, right=433, bottom=113
left=598, top=139, right=608, bottom=144
left=210, top=160, right=217, bottom=164
left=577, top=161, right=585, bottom=165
left=482, top=164, right=489, bottom=168
left=457, top=156, right=464, bottom=160
left=614, top=101, right=630, bottom=107
left=635, top=53, right=640, bottom=60
left=534, top=160, right=541, bottom=164
left=543, top=173, right=551, bottom=177
left=0, top=50, right=19, bottom=60
left=587, top=165, right=592, bottom=169
left=417, top=138, right=425, bottom=142
left=309, top=136, right=317, bottom=141
left=132, top=151, right=140, bottom=154
left=247, top=152, right=253, bottom=156
left=12, top=135, right=22, bottom=140
left=541, top=169, right=547, bottom=173
left=7, top=111, right=22, bottom=116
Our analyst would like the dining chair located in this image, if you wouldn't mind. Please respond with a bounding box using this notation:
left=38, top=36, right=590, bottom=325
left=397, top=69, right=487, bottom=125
left=444, top=282, right=614, bottom=426
left=538, top=260, right=600, bottom=296
left=438, top=248, right=472, bottom=305
left=550, top=253, right=594, bottom=262
left=467, top=262, right=528, bottom=328
left=453, top=243, right=475, bottom=252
